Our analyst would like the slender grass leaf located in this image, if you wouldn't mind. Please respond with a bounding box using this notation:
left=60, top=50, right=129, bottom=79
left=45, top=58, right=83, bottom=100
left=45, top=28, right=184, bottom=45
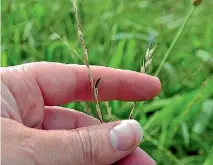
left=109, top=39, right=126, bottom=68
left=192, top=99, right=213, bottom=134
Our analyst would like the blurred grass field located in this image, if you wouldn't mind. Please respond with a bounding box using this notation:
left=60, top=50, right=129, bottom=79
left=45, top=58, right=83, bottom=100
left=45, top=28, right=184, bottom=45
left=1, top=0, right=213, bottom=164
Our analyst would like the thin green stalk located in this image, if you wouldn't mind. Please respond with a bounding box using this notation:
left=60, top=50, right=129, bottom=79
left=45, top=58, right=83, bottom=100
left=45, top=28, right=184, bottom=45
left=143, top=132, right=181, bottom=164
left=154, top=7, right=195, bottom=76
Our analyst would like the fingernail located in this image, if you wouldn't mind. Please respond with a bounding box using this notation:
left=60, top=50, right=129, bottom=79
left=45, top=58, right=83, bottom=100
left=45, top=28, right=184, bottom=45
left=110, top=120, right=143, bottom=151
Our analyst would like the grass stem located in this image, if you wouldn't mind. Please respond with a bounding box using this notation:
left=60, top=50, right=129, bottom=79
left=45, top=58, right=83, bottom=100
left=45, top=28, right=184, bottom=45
left=72, top=0, right=103, bottom=122
left=154, top=7, right=195, bottom=76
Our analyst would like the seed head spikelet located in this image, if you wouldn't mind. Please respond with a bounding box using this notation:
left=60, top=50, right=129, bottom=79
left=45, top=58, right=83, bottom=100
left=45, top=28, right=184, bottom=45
left=129, top=44, right=157, bottom=119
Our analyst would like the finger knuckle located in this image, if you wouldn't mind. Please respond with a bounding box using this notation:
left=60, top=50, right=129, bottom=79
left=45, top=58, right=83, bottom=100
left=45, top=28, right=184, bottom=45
left=75, top=128, right=99, bottom=164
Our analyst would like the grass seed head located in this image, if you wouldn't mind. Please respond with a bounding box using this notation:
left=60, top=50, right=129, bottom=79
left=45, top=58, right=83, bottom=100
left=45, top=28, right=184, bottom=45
left=141, top=45, right=157, bottom=73
left=193, top=0, right=203, bottom=6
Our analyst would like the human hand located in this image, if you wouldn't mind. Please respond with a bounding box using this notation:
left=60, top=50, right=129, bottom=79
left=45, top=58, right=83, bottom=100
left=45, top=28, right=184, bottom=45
left=1, top=62, right=161, bottom=165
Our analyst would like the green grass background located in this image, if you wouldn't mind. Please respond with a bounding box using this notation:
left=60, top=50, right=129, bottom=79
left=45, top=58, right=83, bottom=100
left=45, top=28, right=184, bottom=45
left=1, top=0, right=213, bottom=164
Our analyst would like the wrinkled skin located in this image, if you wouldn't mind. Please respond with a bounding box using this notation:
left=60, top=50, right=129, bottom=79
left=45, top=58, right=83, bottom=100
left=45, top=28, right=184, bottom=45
left=1, top=62, right=161, bottom=165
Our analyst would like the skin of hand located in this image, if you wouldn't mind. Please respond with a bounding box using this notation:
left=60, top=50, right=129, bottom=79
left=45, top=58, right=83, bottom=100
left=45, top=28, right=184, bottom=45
left=0, top=62, right=161, bottom=165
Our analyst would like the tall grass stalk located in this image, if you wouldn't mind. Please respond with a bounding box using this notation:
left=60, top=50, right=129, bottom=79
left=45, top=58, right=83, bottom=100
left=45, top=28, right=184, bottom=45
left=154, top=6, right=196, bottom=76
left=72, top=0, right=103, bottom=122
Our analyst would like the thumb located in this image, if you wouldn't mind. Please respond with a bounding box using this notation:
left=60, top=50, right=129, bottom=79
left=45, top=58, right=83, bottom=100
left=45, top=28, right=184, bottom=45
left=32, top=119, right=143, bottom=165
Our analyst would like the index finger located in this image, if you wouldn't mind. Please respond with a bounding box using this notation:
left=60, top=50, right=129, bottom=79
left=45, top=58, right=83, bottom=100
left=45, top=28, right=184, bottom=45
left=1, top=62, right=161, bottom=105
left=32, top=62, right=161, bottom=105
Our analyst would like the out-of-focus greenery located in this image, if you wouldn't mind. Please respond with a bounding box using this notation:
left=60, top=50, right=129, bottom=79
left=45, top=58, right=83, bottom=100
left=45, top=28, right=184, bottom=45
left=1, top=0, right=213, bottom=164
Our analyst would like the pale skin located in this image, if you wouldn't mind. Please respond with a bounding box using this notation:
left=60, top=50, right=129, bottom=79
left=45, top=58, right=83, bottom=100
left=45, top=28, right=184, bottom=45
left=1, top=62, right=161, bottom=165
